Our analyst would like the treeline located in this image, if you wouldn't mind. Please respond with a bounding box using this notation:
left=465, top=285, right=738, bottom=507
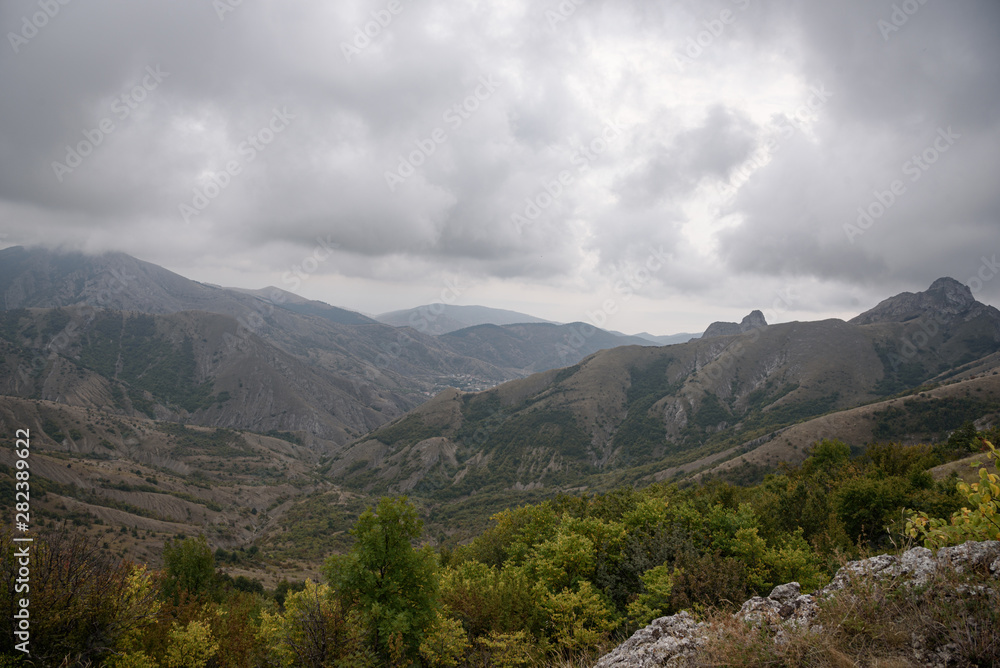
left=1, top=428, right=996, bottom=667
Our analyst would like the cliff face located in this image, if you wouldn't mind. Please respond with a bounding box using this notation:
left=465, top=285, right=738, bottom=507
left=850, top=276, right=999, bottom=327
left=701, top=310, right=768, bottom=339
left=594, top=541, right=1000, bottom=667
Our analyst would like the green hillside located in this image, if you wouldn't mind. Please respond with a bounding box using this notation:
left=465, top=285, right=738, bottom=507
left=328, top=303, right=1000, bottom=510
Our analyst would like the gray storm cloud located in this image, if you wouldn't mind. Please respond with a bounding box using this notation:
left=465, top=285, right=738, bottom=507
left=1, top=0, right=997, bottom=330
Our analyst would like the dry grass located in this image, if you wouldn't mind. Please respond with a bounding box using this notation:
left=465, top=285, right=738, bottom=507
left=696, top=559, right=1000, bottom=668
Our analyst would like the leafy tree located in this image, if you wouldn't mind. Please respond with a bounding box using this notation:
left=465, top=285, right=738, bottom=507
left=626, top=563, right=675, bottom=628
left=439, top=561, right=538, bottom=637
left=210, top=592, right=269, bottom=668
left=907, top=439, right=1000, bottom=547
left=539, top=581, right=616, bottom=657
left=418, top=612, right=470, bottom=667
left=161, top=535, right=216, bottom=602
left=164, top=619, right=218, bottom=668
left=466, top=502, right=560, bottom=568
left=476, top=630, right=535, bottom=667
left=259, top=580, right=367, bottom=668
left=946, top=420, right=980, bottom=453
left=803, top=438, right=851, bottom=474
left=530, top=528, right=596, bottom=591
left=0, top=528, right=160, bottom=665
left=326, top=496, right=439, bottom=663
left=835, top=476, right=906, bottom=544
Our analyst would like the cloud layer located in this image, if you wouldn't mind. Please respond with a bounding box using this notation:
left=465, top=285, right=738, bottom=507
left=1, top=0, right=998, bottom=332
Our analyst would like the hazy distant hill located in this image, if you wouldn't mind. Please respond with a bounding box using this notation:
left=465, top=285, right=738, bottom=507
left=440, top=322, right=654, bottom=373
left=0, top=246, right=263, bottom=317
left=633, top=331, right=701, bottom=345
left=0, top=247, right=526, bottom=441
left=376, top=303, right=553, bottom=335
left=329, top=278, right=1000, bottom=499
left=228, top=286, right=377, bottom=325
left=0, top=307, right=418, bottom=444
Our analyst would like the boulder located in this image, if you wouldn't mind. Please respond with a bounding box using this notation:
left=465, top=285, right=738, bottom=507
left=592, top=541, right=1000, bottom=667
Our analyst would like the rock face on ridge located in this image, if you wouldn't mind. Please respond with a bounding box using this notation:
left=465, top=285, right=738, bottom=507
left=850, top=276, right=998, bottom=326
left=593, top=541, right=1000, bottom=668
left=701, top=309, right=767, bottom=339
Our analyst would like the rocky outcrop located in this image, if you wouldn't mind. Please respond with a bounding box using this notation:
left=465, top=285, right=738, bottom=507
left=593, top=541, right=1000, bottom=667
left=850, top=276, right=1000, bottom=326
left=701, top=310, right=768, bottom=339
left=593, top=612, right=707, bottom=668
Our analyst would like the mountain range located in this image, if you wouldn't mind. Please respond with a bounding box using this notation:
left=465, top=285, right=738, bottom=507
left=375, top=303, right=554, bottom=335
left=329, top=277, right=1000, bottom=501
left=0, top=246, right=663, bottom=446
left=3, top=246, right=1000, bottom=560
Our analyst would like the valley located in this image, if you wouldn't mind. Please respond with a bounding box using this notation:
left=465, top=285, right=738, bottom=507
left=2, top=249, right=1000, bottom=572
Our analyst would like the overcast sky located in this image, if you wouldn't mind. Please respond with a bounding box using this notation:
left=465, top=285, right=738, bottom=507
left=1, top=0, right=998, bottom=335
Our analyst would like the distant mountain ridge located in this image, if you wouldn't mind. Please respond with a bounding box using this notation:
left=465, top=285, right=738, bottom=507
left=376, top=303, right=554, bottom=335
left=0, top=248, right=674, bottom=444
left=634, top=331, right=701, bottom=345
left=440, top=322, right=654, bottom=374
left=330, top=278, right=1000, bottom=500
left=0, top=247, right=525, bottom=444
left=228, top=286, right=377, bottom=325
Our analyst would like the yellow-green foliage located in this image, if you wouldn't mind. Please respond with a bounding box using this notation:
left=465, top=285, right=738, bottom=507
left=104, top=651, right=158, bottom=668
left=5, top=433, right=983, bottom=667
left=477, top=630, right=535, bottom=667
left=165, top=619, right=218, bottom=668
left=626, top=563, right=675, bottom=628
left=907, top=439, right=1000, bottom=547
left=326, top=496, right=439, bottom=664
left=439, top=560, right=538, bottom=636
left=540, top=581, right=617, bottom=657
left=531, top=528, right=596, bottom=591
left=0, top=529, right=163, bottom=665
left=419, top=612, right=470, bottom=667
left=259, top=580, right=366, bottom=668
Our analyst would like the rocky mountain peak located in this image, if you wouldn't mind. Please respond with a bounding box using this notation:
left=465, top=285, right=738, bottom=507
left=740, top=309, right=767, bottom=330
left=927, top=276, right=975, bottom=307
left=702, top=310, right=768, bottom=339
left=850, top=276, right=983, bottom=326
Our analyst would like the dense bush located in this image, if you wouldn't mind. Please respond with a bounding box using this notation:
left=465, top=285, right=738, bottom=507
left=5, top=429, right=995, bottom=666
